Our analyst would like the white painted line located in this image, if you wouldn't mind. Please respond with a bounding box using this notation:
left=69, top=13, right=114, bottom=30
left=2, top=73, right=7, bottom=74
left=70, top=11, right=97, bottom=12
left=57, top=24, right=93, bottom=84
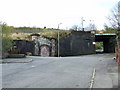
left=89, top=67, right=96, bottom=89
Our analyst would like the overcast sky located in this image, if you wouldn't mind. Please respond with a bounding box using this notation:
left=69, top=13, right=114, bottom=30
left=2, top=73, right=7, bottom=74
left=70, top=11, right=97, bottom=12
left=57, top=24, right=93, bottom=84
left=0, top=0, right=119, bottom=30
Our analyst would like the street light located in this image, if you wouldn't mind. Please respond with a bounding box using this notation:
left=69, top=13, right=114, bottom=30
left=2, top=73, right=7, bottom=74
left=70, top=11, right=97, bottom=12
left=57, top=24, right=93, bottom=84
left=58, top=23, right=62, bottom=29
left=58, top=23, right=62, bottom=57
left=81, top=17, right=85, bottom=31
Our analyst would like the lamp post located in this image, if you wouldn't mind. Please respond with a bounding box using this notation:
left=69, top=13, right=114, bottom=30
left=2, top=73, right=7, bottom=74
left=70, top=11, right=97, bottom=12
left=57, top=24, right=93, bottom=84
left=81, top=17, right=85, bottom=31
left=57, top=23, right=62, bottom=57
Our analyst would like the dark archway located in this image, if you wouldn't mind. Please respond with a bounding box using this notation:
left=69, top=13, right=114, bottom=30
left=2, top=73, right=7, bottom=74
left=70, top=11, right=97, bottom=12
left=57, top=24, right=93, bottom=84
left=95, top=33, right=116, bottom=53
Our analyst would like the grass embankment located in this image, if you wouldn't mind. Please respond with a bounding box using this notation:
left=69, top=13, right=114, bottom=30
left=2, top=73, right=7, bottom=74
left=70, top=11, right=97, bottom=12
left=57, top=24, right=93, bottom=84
left=11, top=29, right=73, bottom=40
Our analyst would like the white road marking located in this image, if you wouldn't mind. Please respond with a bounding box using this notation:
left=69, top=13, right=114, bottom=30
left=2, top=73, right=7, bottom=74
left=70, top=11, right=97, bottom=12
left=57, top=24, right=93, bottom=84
left=89, top=67, right=96, bottom=89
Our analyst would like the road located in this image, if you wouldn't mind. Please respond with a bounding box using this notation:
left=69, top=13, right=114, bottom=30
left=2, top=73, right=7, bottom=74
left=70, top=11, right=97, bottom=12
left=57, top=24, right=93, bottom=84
left=2, top=54, right=118, bottom=88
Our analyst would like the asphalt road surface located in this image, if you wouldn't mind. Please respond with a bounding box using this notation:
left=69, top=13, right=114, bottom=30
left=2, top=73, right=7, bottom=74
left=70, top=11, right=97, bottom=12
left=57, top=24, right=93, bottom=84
left=2, top=54, right=118, bottom=88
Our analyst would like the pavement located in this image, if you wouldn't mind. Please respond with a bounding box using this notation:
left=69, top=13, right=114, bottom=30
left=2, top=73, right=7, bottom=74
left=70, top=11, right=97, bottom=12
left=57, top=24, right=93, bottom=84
left=1, top=57, right=33, bottom=63
left=1, top=54, right=119, bottom=88
left=93, top=54, right=118, bottom=88
left=107, top=59, right=119, bottom=88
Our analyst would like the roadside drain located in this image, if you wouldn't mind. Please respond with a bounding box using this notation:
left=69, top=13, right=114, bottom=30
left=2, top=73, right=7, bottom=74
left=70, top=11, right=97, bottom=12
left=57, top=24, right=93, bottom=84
left=89, top=67, right=96, bottom=89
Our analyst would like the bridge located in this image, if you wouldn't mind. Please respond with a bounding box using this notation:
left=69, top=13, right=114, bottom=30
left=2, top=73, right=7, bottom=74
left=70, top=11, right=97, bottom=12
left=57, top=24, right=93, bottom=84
left=95, top=33, right=116, bottom=53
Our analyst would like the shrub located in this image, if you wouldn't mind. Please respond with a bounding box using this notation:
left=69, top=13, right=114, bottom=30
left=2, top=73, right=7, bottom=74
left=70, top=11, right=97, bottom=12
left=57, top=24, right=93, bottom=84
left=1, top=22, right=14, bottom=54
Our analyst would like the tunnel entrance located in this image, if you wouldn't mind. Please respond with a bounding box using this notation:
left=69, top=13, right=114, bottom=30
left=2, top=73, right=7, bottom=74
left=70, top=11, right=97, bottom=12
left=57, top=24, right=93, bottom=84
left=95, top=33, right=116, bottom=53
left=95, top=41, right=104, bottom=53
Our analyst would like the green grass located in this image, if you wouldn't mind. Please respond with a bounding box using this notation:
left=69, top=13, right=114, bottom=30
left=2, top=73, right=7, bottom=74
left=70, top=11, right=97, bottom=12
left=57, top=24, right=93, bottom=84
left=11, top=30, right=73, bottom=40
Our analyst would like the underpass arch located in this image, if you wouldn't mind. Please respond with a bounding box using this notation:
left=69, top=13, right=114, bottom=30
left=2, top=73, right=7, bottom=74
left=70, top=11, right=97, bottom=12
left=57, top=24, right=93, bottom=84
left=95, top=33, right=116, bottom=53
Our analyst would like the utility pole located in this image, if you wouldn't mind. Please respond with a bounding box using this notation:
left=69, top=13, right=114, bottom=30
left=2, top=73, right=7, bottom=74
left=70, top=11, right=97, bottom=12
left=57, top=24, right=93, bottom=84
left=90, top=20, right=94, bottom=30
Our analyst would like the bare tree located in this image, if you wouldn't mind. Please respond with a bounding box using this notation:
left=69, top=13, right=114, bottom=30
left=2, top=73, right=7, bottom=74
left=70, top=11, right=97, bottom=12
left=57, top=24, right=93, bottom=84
left=107, top=2, right=120, bottom=30
left=85, top=23, right=97, bottom=31
left=69, top=25, right=78, bottom=31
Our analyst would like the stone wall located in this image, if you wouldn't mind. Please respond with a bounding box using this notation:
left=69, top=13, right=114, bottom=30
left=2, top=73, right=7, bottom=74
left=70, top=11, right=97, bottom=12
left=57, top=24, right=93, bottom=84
left=34, top=36, right=56, bottom=56
left=11, top=36, right=57, bottom=57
